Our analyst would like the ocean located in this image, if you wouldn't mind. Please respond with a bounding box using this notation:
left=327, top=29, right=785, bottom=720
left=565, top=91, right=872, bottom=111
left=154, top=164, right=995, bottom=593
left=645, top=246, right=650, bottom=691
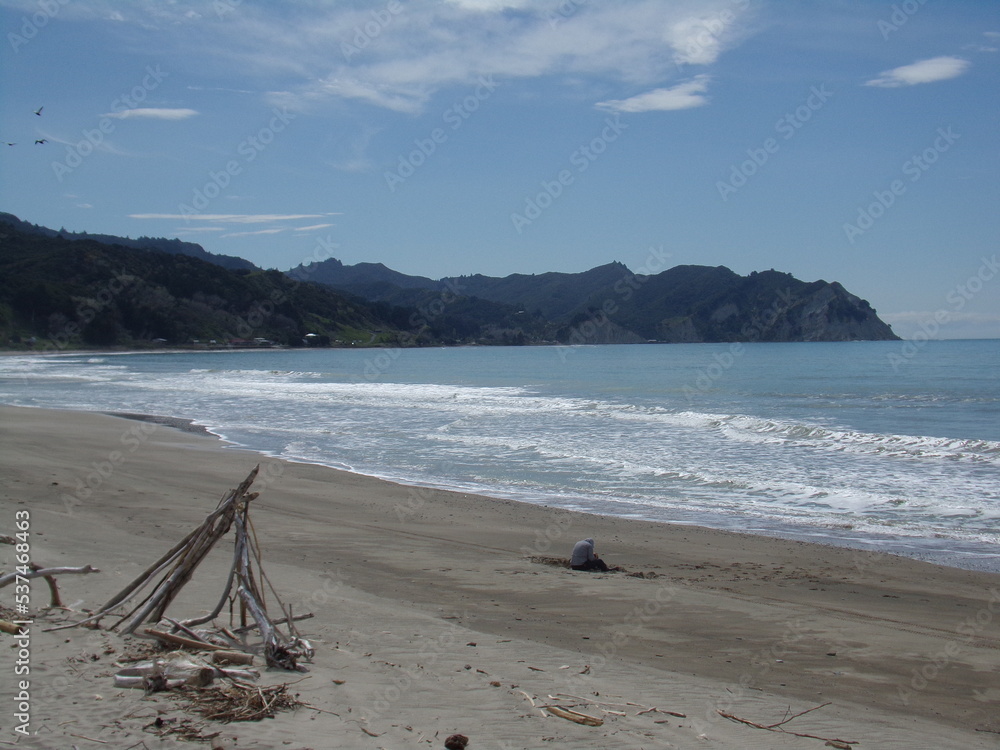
left=2, top=340, right=998, bottom=572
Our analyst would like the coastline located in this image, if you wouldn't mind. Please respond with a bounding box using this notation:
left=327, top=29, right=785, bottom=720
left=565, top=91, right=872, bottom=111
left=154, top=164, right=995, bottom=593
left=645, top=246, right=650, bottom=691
left=2, top=404, right=1000, bottom=748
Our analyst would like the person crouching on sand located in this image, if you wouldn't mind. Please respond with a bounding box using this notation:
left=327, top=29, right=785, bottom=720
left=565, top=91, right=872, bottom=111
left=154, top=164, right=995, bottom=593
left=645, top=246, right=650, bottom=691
left=570, top=537, right=610, bottom=572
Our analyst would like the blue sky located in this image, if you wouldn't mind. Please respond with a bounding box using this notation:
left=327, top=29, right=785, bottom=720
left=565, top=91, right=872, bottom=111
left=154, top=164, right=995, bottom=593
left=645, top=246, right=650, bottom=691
left=1, top=0, right=998, bottom=339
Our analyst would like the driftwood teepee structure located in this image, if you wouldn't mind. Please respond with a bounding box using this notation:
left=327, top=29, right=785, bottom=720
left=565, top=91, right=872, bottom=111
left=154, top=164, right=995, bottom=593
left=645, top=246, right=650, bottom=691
left=78, top=465, right=312, bottom=670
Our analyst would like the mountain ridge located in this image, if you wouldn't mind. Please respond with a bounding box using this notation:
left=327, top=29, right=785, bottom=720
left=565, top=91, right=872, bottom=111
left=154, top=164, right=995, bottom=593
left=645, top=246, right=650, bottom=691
left=0, top=212, right=257, bottom=272
left=1, top=212, right=899, bottom=347
left=291, top=256, right=899, bottom=343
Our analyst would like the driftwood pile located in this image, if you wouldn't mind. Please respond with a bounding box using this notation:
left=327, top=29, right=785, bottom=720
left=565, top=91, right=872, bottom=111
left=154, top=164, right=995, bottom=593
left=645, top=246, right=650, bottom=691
left=68, top=465, right=313, bottom=671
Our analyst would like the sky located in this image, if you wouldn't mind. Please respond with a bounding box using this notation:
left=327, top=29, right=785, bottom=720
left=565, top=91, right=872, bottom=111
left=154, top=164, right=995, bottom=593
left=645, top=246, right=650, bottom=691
left=1, top=0, right=998, bottom=339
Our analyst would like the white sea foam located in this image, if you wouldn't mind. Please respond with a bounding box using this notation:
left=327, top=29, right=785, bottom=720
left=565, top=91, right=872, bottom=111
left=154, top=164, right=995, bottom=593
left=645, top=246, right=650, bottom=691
left=2, top=345, right=998, bottom=569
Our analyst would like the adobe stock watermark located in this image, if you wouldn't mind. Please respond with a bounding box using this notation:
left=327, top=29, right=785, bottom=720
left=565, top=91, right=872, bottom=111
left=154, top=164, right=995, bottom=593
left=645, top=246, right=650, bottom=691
left=555, top=245, right=673, bottom=361
left=674, top=0, right=751, bottom=73
left=7, top=0, right=70, bottom=52
left=385, top=75, right=498, bottom=192
left=358, top=610, right=471, bottom=722
left=895, top=587, right=1000, bottom=707
left=342, top=0, right=403, bottom=60
left=34, top=268, right=139, bottom=351
left=887, top=254, right=998, bottom=371
left=682, top=286, right=795, bottom=400
left=178, top=107, right=296, bottom=217
left=58, top=420, right=160, bottom=516
left=51, top=66, right=169, bottom=182
left=362, top=278, right=467, bottom=379
left=392, top=463, right=459, bottom=522
left=213, top=0, right=243, bottom=18
left=877, top=0, right=930, bottom=40
left=547, top=0, right=587, bottom=28
left=233, top=232, right=340, bottom=341
left=843, top=126, right=959, bottom=245
left=510, top=113, right=627, bottom=233
left=717, top=84, right=833, bottom=201
left=563, top=582, right=681, bottom=692
left=690, top=617, right=810, bottom=736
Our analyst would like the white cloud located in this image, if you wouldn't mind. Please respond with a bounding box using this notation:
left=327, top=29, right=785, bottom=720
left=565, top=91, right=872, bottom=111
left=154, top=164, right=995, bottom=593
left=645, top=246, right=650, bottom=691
left=865, top=56, right=971, bottom=88
left=222, top=228, right=285, bottom=238
left=103, top=108, right=199, bottom=120
left=130, top=213, right=336, bottom=223
left=443, top=0, right=534, bottom=11
left=294, top=224, right=335, bottom=231
left=596, top=75, right=711, bottom=113
left=73, top=1, right=753, bottom=113
left=16, top=1, right=755, bottom=113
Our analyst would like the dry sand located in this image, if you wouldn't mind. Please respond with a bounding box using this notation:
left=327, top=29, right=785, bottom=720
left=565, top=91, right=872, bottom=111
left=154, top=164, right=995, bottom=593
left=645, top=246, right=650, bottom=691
left=1, top=404, right=999, bottom=749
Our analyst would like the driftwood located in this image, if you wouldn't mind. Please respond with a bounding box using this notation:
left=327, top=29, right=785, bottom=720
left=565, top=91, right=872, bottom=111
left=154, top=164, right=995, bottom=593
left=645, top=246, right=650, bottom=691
left=0, top=564, right=100, bottom=608
left=231, top=611, right=314, bottom=634
left=212, top=650, right=255, bottom=666
left=114, top=652, right=260, bottom=690
left=542, top=705, right=604, bottom=726
left=64, top=466, right=312, bottom=671
left=144, top=627, right=230, bottom=651
left=178, top=679, right=302, bottom=722
left=717, top=703, right=858, bottom=745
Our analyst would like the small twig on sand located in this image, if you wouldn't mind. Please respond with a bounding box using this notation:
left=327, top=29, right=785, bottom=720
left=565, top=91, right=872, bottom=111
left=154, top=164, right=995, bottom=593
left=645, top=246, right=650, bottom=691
left=68, top=733, right=110, bottom=744
left=717, top=703, right=858, bottom=745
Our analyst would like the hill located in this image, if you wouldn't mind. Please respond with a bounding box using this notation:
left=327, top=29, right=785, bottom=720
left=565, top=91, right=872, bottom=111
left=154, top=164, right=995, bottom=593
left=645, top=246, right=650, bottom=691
left=292, top=257, right=899, bottom=343
left=0, top=222, right=411, bottom=349
left=1, top=212, right=899, bottom=349
left=0, top=212, right=257, bottom=271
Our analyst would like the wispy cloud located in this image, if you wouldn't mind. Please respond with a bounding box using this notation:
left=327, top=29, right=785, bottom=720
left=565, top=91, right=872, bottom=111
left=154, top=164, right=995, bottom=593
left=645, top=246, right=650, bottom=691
left=595, top=75, right=710, bottom=113
left=222, top=228, right=285, bottom=238
left=55, top=1, right=755, bottom=114
left=294, top=223, right=335, bottom=231
left=130, top=213, right=337, bottom=223
left=103, top=107, right=199, bottom=120
left=865, top=56, right=971, bottom=88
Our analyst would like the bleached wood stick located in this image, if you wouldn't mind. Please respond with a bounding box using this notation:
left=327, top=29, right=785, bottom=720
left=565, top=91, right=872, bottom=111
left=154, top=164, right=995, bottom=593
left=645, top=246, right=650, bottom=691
left=91, top=525, right=203, bottom=614
left=180, top=542, right=240, bottom=628
left=142, top=627, right=229, bottom=651
left=231, top=612, right=314, bottom=634
left=211, top=650, right=254, bottom=665
left=164, top=616, right=215, bottom=645
left=236, top=585, right=274, bottom=646
left=0, top=565, right=100, bottom=588
left=119, top=509, right=236, bottom=633
left=114, top=675, right=187, bottom=690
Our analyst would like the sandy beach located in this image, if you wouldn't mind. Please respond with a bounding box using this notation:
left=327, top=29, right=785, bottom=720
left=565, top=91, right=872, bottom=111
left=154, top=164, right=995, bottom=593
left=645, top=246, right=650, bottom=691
left=1, top=404, right=999, bottom=749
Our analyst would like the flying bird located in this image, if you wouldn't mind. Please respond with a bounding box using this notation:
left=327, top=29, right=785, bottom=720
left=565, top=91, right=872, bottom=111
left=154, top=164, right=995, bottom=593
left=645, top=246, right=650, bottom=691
left=34, top=107, right=43, bottom=116
left=34, top=139, right=47, bottom=145
left=4, top=142, right=15, bottom=146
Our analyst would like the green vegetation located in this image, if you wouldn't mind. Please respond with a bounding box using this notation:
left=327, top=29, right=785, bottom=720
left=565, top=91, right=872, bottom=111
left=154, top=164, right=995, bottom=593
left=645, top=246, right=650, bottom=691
left=0, top=214, right=898, bottom=351
left=0, top=224, right=411, bottom=350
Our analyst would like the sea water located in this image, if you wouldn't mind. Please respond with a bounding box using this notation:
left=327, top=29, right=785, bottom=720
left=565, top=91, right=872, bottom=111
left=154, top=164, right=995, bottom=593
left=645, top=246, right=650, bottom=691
left=1, top=340, right=998, bottom=571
